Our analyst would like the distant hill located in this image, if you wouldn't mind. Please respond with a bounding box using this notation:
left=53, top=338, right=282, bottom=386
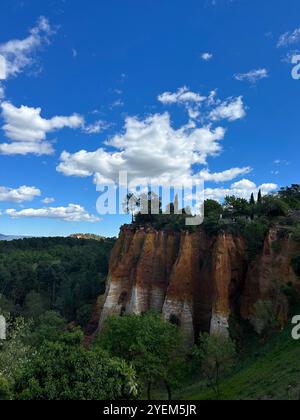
left=69, top=233, right=107, bottom=241
left=0, top=233, right=108, bottom=241
left=0, top=234, right=28, bottom=241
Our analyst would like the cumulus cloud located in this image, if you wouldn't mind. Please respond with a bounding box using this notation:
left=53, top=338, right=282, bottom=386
left=0, top=55, right=7, bottom=80
left=205, top=179, right=278, bottom=201
left=158, top=87, right=207, bottom=121
left=277, top=28, right=300, bottom=48
left=57, top=113, right=228, bottom=188
left=6, top=204, right=100, bottom=222
left=209, top=96, right=246, bottom=122
left=158, top=86, right=206, bottom=105
left=0, top=141, right=54, bottom=156
left=201, top=52, right=213, bottom=61
left=42, top=197, right=55, bottom=204
left=199, top=166, right=252, bottom=183
left=0, top=84, right=4, bottom=99
left=0, top=102, right=84, bottom=155
left=84, top=120, right=110, bottom=134
left=234, top=69, right=269, bottom=84
left=158, top=87, right=246, bottom=124
left=0, top=185, right=41, bottom=203
left=56, top=89, right=255, bottom=197
left=0, top=17, right=53, bottom=82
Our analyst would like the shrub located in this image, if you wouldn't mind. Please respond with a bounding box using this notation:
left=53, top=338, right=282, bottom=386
left=241, top=218, right=269, bottom=261
left=0, top=376, right=12, bottom=400
left=193, top=333, right=236, bottom=399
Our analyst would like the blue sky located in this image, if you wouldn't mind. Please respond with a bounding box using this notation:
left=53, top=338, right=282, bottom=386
left=0, top=0, right=299, bottom=237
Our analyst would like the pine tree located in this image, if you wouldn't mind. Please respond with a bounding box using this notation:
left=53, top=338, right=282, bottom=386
left=250, top=193, right=255, bottom=206
left=258, top=189, right=262, bottom=203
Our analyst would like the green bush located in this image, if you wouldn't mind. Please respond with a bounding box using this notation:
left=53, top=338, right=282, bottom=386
left=0, top=376, right=12, bottom=400
left=240, top=219, right=269, bottom=261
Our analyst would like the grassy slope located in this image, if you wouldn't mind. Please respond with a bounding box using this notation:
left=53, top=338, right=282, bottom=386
left=180, top=325, right=300, bottom=401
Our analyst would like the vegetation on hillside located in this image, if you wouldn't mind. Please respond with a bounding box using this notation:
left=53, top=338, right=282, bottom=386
left=0, top=236, right=115, bottom=327
left=180, top=324, right=300, bottom=401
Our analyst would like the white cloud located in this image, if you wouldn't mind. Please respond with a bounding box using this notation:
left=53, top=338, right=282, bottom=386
left=0, top=83, right=4, bottom=99
left=277, top=28, right=300, bottom=48
left=84, top=120, right=110, bottom=134
left=1, top=102, right=84, bottom=142
left=234, top=69, right=269, bottom=83
left=158, top=87, right=246, bottom=124
left=6, top=204, right=100, bottom=222
left=110, top=99, right=124, bottom=109
left=209, top=96, right=246, bottom=122
left=274, top=159, right=290, bottom=166
left=57, top=113, right=226, bottom=187
left=199, top=166, right=252, bottom=183
left=56, top=90, right=255, bottom=194
left=0, top=55, right=7, bottom=80
left=0, top=185, right=41, bottom=203
left=0, top=102, right=84, bottom=155
left=0, top=141, right=54, bottom=156
left=205, top=179, right=278, bottom=201
left=201, top=52, right=213, bottom=61
left=42, top=197, right=55, bottom=204
left=158, top=87, right=208, bottom=122
left=158, top=86, right=206, bottom=105
left=0, top=17, right=53, bottom=81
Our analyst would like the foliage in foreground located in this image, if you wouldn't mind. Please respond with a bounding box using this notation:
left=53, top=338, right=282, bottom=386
left=0, top=315, right=138, bottom=400
left=15, top=329, right=138, bottom=401
left=193, top=333, right=236, bottom=399
left=96, top=311, right=186, bottom=400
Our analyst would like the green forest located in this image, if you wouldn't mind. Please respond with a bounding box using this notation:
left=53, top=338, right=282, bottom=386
left=0, top=237, right=115, bottom=327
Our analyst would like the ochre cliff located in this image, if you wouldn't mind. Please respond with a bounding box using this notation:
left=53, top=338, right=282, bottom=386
left=98, top=226, right=300, bottom=343
left=241, top=229, right=300, bottom=326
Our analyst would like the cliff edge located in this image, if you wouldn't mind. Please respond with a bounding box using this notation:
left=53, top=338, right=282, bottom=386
left=98, top=225, right=300, bottom=343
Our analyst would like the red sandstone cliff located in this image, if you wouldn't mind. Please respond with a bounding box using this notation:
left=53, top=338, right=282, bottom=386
left=98, top=226, right=300, bottom=342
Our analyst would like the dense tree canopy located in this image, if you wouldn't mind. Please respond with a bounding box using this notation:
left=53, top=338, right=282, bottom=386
left=0, top=237, right=115, bottom=326
left=96, top=311, right=185, bottom=400
left=14, top=328, right=138, bottom=401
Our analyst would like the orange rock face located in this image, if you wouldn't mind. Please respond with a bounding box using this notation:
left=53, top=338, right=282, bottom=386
left=241, top=229, right=299, bottom=327
left=98, top=226, right=300, bottom=342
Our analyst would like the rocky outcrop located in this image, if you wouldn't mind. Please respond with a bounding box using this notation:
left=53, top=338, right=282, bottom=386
left=98, top=225, right=300, bottom=343
left=241, top=229, right=299, bottom=329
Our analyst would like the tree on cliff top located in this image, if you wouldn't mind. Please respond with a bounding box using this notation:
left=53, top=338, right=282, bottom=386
left=123, top=193, right=140, bottom=223
left=278, top=184, right=300, bottom=210
left=204, top=199, right=223, bottom=218
left=96, top=311, right=185, bottom=400
left=224, top=196, right=251, bottom=218
left=257, top=195, right=289, bottom=218
left=258, top=189, right=262, bottom=203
